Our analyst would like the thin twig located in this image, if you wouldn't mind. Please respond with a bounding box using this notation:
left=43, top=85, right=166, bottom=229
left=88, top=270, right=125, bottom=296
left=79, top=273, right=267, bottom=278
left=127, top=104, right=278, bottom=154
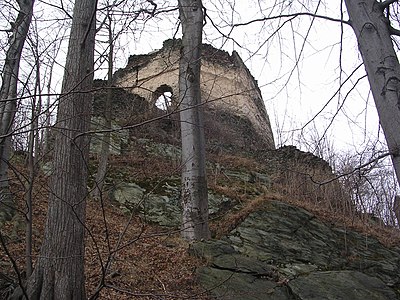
left=0, top=231, right=29, bottom=299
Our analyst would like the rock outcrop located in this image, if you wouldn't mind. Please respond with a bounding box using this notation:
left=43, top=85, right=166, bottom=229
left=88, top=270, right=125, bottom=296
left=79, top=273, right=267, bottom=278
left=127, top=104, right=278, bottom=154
left=110, top=174, right=400, bottom=299
left=106, top=141, right=400, bottom=299
left=191, top=200, right=399, bottom=299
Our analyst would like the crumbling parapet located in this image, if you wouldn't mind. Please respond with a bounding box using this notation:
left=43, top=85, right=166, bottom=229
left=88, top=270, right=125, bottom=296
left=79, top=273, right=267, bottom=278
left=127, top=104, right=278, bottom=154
left=114, top=39, right=275, bottom=150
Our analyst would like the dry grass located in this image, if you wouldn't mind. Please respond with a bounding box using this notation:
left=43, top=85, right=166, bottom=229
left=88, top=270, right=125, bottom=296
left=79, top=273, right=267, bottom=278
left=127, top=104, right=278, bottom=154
left=282, top=193, right=400, bottom=247
left=84, top=199, right=207, bottom=299
left=2, top=147, right=400, bottom=299
left=0, top=171, right=209, bottom=299
left=208, top=153, right=261, bottom=172
left=272, top=172, right=400, bottom=248
left=211, top=192, right=283, bottom=238
left=208, top=152, right=400, bottom=247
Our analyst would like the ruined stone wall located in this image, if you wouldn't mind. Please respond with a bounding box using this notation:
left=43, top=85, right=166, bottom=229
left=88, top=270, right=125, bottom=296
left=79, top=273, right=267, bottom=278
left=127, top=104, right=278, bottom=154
left=114, top=39, right=275, bottom=149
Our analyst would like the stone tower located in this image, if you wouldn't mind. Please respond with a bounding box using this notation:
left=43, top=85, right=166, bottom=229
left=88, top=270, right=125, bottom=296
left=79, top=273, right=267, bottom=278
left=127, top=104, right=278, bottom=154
left=113, top=39, right=275, bottom=150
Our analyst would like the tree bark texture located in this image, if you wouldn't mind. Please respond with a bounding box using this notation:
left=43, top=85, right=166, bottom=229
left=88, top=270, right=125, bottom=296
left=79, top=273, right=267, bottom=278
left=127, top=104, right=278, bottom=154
left=394, top=195, right=400, bottom=227
left=93, top=15, right=113, bottom=200
left=178, top=0, right=210, bottom=241
left=20, top=0, right=97, bottom=298
left=0, top=0, right=34, bottom=221
left=25, top=59, right=43, bottom=277
left=344, top=0, right=400, bottom=187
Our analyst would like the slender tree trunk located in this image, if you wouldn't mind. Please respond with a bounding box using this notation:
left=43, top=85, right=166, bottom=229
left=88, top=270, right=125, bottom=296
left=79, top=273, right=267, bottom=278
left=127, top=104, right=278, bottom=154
left=25, top=138, right=34, bottom=277
left=14, top=0, right=97, bottom=298
left=0, top=0, right=35, bottom=223
left=25, top=52, right=42, bottom=277
left=42, top=67, right=53, bottom=157
left=94, top=15, right=113, bottom=200
left=24, top=89, right=36, bottom=279
left=394, top=196, right=400, bottom=227
left=178, top=0, right=210, bottom=241
left=344, top=0, right=400, bottom=187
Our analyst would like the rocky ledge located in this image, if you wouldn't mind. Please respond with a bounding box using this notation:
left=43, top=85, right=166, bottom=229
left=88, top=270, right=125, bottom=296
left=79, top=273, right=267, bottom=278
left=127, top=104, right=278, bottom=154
left=191, top=200, right=400, bottom=299
left=111, top=172, right=400, bottom=299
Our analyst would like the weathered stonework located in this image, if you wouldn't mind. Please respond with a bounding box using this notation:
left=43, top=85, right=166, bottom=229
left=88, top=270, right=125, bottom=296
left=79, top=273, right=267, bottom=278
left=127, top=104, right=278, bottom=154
left=114, top=39, right=275, bottom=149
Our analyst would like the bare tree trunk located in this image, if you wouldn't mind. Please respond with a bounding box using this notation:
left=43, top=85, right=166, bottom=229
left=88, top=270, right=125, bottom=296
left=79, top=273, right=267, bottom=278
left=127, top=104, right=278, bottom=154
left=13, top=0, right=97, bottom=298
left=394, top=195, right=400, bottom=227
left=42, top=64, right=54, bottom=157
left=93, top=14, right=113, bottom=200
left=25, top=48, right=43, bottom=277
left=178, top=0, right=210, bottom=241
left=0, top=0, right=34, bottom=223
left=344, top=0, right=400, bottom=188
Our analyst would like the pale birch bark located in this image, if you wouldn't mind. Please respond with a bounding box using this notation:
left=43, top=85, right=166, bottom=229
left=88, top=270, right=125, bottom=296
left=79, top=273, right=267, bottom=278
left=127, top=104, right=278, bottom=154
left=178, top=0, right=210, bottom=240
left=344, top=0, right=400, bottom=188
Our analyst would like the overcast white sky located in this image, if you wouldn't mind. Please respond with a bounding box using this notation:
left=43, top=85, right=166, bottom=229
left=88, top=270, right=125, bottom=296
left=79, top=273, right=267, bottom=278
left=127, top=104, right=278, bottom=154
left=0, top=0, right=386, bottom=161
left=113, top=0, right=383, bottom=160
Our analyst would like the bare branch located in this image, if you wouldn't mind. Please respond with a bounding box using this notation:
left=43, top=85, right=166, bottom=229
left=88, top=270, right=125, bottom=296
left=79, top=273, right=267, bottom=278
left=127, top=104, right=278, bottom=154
left=82, top=0, right=98, bottom=46
left=146, top=0, right=157, bottom=16
left=389, top=24, right=400, bottom=36
left=378, top=0, right=399, bottom=11
left=300, top=64, right=364, bottom=131
left=317, top=151, right=394, bottom=186
left=232, top=12, right=350, bottom=28
left=0, top=231, right=29, bottom=299
left=37, top=0, right=73, bottom=19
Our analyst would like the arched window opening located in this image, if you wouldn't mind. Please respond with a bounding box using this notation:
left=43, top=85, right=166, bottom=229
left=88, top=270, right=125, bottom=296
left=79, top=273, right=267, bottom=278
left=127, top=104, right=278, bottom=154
left=155, top=91, right=172, bottom=111
left=153, top=84, right=173, bottom=111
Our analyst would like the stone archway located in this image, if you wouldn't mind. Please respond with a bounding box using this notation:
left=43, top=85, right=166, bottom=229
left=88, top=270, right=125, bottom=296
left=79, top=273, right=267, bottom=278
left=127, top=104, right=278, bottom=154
left=153, top=84, right=174, bottom=112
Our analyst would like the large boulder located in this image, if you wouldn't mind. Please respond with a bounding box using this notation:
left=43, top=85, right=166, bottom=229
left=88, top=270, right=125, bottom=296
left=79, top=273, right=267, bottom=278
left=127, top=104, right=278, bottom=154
left=111, top=180, right=238, bottom=227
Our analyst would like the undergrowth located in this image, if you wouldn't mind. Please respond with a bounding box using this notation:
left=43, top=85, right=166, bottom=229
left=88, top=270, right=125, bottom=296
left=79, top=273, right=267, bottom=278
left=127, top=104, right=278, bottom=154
left=1, top=141, right=400, bottom=299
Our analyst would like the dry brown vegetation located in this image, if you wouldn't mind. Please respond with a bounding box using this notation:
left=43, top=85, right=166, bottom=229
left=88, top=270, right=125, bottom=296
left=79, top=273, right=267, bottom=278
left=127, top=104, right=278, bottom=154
left=208, top=149, right=400, bottom=247
left=1, top=145, right=400, bottom=299
left=1, top=181, right=209, bottom=299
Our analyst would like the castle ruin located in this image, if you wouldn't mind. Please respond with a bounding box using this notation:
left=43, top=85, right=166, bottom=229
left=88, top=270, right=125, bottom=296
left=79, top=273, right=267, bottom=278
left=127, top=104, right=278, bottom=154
left=113, top=39, right=275, bottom=150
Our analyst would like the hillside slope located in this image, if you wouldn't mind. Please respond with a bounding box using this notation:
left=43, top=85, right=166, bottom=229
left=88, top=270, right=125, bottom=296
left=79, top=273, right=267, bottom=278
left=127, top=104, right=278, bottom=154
left=1, top=50, right=400, bottom=299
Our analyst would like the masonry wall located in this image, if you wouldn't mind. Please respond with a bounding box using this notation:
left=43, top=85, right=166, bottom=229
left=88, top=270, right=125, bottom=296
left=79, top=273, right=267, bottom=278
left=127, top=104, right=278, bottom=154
left=114, top=39, right=275, bottom=150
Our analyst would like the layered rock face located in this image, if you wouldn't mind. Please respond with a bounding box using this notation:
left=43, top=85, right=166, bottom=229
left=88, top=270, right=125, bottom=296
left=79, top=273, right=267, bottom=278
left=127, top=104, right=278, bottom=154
left=191, top=200, right=400, bottom=300
left=113, top=39, right=275, bottom=150
left=111, top=172, right=400, bottom=299
left=107, top=142, right=400, bottom=299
